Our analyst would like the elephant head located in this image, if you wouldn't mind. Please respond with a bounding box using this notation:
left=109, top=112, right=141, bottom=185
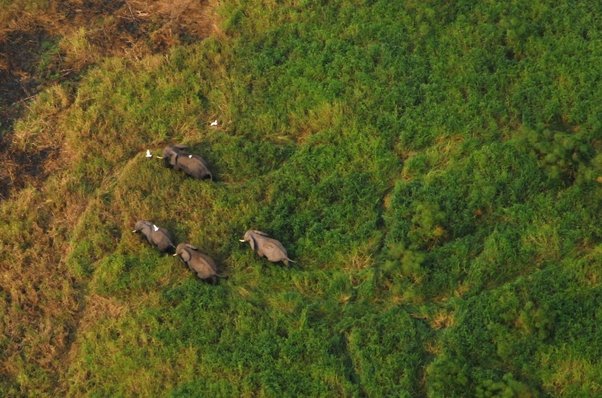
left=160, top=145, right=187, bottom=168
left=133, top=220, right=152, bottom=234
left=159, top=144, right=213, bottom=180
left=240, top=229, right=265, bottom=251
left=173, top=243, right=222, bottom=283
left=174, top=243, right=197, bottom=262
left=133, top=220, right=176, bottom=253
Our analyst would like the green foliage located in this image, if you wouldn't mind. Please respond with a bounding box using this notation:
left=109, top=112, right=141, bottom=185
left=346, top=309, right=429, bottom=397
left=517, top=127, right=598, bottom=185
left=0, top=0, right=600, bottom=396
left=427, top=257, right=602, bottom=397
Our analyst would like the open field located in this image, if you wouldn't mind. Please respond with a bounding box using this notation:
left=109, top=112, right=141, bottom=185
left=0, top=0, right=600, bottom=396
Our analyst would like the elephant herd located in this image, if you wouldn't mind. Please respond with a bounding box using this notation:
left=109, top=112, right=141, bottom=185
left=133, top=145, right=294, bottom=283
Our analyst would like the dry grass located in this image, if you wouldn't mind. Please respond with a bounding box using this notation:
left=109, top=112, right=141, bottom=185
left=429, top=310, right=455, bottom=330
left=544, top=356, right=602, bottom=396
left=0, top=189, right=81, bottom=390
left=79, top=294, right=128, bottom=330
left=0, top=1, right=220, bottom=393
left=0, top=0, right=219, bottom=196
left=0, top=85, right=70, bottom=199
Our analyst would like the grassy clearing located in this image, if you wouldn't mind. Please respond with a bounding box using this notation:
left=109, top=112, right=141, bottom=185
left=0, top=0, right=600, bottom=396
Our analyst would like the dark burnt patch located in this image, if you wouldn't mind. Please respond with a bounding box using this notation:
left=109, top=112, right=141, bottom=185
left=0, top=138, right=60, bottom=200
left=0, top=29, right=55, bottom=130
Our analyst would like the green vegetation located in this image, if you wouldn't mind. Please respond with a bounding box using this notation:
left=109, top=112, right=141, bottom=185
left=0, top=0, right=600, bottom=396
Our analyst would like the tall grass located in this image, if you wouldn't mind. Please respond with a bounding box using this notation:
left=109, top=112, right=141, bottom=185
left=0, top=0, right=600, bottom=396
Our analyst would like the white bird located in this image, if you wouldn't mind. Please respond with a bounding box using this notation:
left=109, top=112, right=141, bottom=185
left=210, top=120, right=218, bottom=127
left=145, top=149, right=152, bottom=158
left=152, top=224, right=159, bottom=232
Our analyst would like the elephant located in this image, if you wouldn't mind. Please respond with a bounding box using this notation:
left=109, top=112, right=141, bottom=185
left=160, top=145, right=213, bottom=180
left=133, top=220, right=176, bottom=253
left=239, top=230, right=295, bottom=266
left=173, top=243, right=222, bottom=283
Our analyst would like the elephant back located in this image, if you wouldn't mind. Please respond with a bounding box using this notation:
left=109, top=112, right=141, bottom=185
left=188, top=251, right=218, bottom=279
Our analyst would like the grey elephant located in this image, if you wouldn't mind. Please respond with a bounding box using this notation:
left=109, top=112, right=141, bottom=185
left=133, top=220, right=176, bottom=253
left=173, top=243, right=222, bottom=283
left=159, top=145, right=213, bottom=180
left=239, top=230, right=295, bottom=266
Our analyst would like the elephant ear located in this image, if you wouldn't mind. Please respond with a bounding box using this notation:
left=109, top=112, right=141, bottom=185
left=185, top=243, right=198, bottom=250
left=249, top=236, right=257, bottom=251
left=174, top=144, right=188, bottom=150
left=253, top=230, right=269, bottom=236
left=180, top=249, right=191, bottom=262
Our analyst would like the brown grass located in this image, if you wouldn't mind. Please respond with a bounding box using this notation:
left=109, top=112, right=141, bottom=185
left=0, top=187, right=81, bottom=390
left=79, top=294, right=128, bottom=330
left=0, top=0, right=219, bottom=198
left=429, top=310, right=455, bottom=330
left=1, top=85, right=70, bottom=199
left=0, top=1, right=219, bottom=393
